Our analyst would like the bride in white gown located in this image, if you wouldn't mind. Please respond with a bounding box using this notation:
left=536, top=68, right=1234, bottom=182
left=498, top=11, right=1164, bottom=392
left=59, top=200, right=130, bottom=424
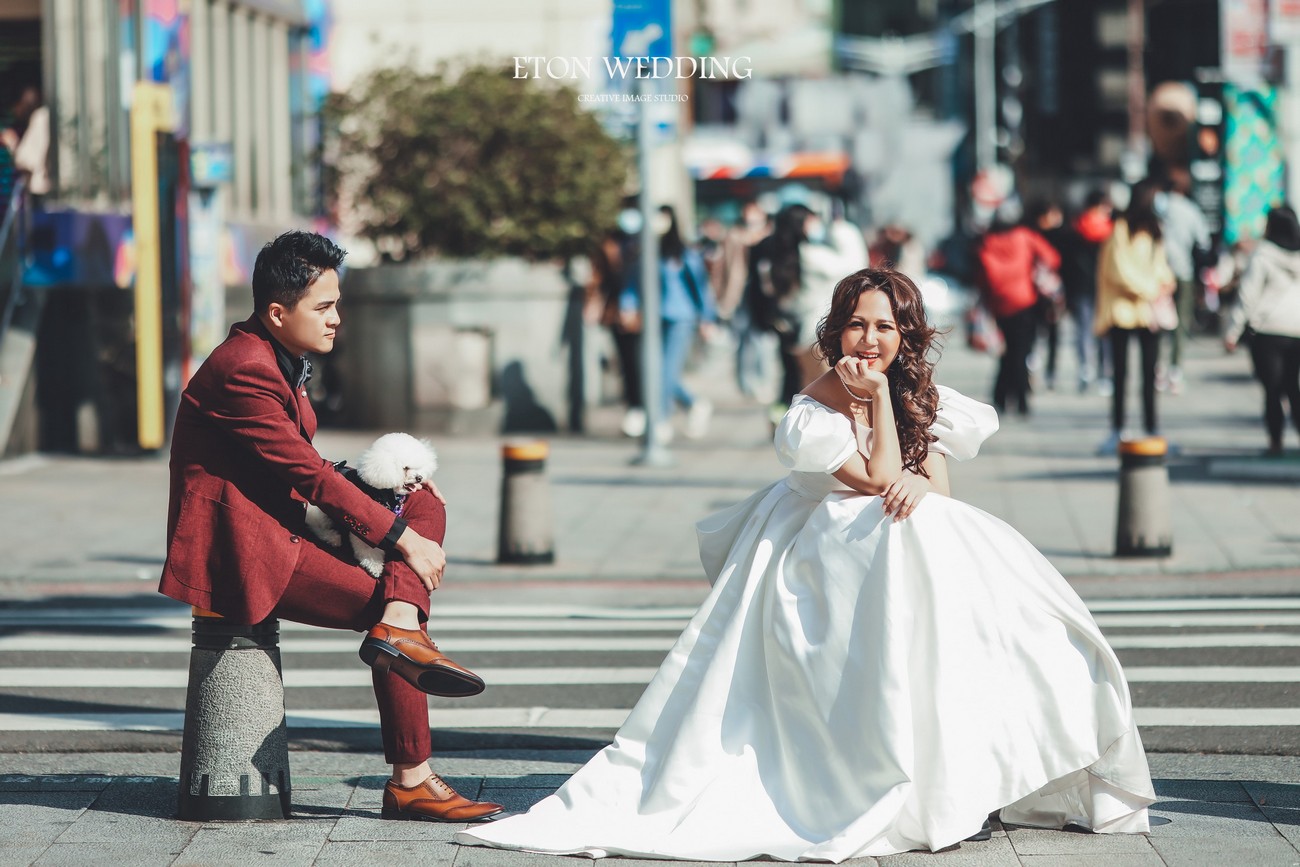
left=458, top=268, right=1155, bottom=861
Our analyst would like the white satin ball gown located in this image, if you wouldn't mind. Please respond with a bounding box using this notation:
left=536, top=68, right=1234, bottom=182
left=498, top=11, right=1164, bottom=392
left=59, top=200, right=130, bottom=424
left=458, top=386, right=1156, bottom=862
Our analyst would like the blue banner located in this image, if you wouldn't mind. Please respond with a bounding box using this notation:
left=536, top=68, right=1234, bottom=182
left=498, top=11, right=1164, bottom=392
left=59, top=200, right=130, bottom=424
left=610, top=0, right=672, bottom=59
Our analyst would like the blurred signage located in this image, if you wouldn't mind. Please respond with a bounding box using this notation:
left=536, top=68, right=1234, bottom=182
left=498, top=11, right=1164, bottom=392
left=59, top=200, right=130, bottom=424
left=190, top=142, right=233, bottom=188
left=1272, top=0, right=1300, bottom=41
left=1222, top=0, right=1268, bottom=84
left=603, top=0, right=676, bottom=141
left=610, top=0, right=672, bottom=59
left=1191, top=86, right=1225, bottom=236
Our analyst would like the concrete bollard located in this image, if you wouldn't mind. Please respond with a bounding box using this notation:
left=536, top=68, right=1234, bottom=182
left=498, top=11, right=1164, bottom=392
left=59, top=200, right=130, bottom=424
left=178, top=608, right=292, bottom=820
left=497, top=440, right=555, bottom=564
left=1115, top=436, right=1173, bottom=558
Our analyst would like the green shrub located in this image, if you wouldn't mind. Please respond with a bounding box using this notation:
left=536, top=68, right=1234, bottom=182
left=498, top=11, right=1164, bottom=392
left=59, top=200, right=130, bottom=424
left=327, top=64, right=628, bottom=262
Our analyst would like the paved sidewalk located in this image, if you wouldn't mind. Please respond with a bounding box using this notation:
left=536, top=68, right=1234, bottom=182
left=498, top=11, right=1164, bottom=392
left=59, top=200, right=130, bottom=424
left=2, top=752, right=1300, bottom=866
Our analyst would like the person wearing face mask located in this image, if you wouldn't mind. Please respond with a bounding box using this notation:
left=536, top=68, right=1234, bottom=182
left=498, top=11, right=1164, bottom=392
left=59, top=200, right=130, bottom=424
left=620, top=205, right=719, bottom=443
left=1154, top=171, right=1212, bottom=394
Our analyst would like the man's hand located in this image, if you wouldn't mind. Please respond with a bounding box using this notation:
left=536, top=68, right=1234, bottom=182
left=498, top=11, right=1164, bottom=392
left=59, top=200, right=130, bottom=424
left=394, top=526, right=447, bottom=592
left=881, top=471, right=933, bottom=521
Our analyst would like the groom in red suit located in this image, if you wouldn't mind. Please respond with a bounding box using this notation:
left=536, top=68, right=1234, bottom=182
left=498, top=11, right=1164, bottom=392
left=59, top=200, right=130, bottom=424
left=160, top=231, right=501, bottom=822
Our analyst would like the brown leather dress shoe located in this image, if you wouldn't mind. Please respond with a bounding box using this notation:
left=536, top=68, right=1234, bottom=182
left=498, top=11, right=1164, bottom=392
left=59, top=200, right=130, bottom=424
left=382, top=774, right=504, bottom=823
left=359, top=623, right=485, bottom=697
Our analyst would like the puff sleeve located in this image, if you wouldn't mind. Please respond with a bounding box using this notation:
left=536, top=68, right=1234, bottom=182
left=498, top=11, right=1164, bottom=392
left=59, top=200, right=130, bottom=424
left=774, top=399, right=857, bottom=473
left=929, top=385, right=999, bottom=461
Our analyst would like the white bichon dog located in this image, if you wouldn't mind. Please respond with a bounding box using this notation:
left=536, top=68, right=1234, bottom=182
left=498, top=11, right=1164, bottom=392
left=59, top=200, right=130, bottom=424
left=305, top=432, right=438, bottom=577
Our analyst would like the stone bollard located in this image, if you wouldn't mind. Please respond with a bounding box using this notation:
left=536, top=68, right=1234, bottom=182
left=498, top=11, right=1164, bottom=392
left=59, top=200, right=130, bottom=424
left=1115, top=436, right=1173, bottom=558
left=178, top=608, right=292, bottom=820
left=498, top=440, right=555, bottom=564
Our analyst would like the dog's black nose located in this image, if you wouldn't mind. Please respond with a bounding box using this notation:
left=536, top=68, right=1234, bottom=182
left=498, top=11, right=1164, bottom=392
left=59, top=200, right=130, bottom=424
left=414, top=474, right=423, bottom=483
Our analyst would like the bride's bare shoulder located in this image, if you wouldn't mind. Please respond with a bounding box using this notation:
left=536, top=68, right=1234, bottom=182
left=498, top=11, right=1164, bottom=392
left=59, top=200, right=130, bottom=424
left=799, top=372, right=850, bottom=415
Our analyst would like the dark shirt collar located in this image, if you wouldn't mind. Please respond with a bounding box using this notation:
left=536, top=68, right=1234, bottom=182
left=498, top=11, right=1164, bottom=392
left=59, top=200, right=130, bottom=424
left=265, top=326, right=313, bottom=390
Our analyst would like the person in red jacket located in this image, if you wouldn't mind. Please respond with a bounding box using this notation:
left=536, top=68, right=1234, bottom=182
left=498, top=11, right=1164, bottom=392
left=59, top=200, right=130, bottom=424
left=977, top=202, right=1061, bottom=415
left=160, top=231, right=502, bottom=823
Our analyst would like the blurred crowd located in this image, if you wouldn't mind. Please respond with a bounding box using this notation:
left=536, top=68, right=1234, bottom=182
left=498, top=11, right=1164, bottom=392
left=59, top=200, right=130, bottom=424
left=585, top=179, right=1300, bottom=459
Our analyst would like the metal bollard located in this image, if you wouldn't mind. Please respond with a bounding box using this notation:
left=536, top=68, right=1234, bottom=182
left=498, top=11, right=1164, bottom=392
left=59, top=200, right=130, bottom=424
left=1115, top=436, right=1173, bottom=558
left=178, top=608, right=292, bottom=820
left=497, top=440, right=555, bottom=564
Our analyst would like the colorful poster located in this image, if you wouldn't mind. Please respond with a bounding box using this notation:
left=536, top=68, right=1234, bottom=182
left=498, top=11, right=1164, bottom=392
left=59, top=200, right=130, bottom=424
left=1223, top=84, right=1285, bottom=244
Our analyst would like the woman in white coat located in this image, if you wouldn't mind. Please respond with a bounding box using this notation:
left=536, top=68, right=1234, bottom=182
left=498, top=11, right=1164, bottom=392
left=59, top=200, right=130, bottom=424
left=1225, top=205, right=1300, bottom=455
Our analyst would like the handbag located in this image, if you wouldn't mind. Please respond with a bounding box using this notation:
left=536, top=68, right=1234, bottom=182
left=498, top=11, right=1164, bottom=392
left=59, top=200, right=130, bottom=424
left=966, top=304, right=1005, bottom=356
left=1150, top=292, right=1179, bottom=332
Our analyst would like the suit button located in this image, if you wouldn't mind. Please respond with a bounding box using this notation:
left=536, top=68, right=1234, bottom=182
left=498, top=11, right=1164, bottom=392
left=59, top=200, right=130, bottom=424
left=289, top=535, right=300, bottom=543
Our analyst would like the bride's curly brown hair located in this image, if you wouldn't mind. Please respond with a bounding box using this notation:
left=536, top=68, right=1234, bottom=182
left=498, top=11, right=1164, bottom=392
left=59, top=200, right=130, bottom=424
left=814, top=268, right=940, bottom=475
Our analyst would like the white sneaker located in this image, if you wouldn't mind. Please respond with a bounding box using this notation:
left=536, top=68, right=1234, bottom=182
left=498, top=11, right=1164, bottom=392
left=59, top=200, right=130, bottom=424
left=685, top=398, right=713, bottom=440
left=653, top=420, right=675, bottom=446
left=620, top=408, right=647, bottom=438
left=1096, top=379, right=1114, bottom=398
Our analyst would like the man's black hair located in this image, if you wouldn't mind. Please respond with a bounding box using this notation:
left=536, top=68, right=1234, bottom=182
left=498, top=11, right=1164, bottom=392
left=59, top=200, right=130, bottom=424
left=251, top=231, right=346, bottom=312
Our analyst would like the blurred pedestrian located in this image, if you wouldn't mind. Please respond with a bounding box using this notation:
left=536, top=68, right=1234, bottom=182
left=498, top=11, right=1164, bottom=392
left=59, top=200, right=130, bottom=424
left=591, top=217, right=645, bottom=437
left=1095, top=181, right=1177, bottom=454
left=976, top=200, right=1060, bottom=416
left=0, top=85, right=49, bottom=206
left=1057, top=191, right=1114, bottom=393
left=1155, top=168, right=1212, bottom=394
left=868, top=223, right=926, bottom=275
left=622, top=205, right=718, bottom=444
left=746, top=204, right=812, bottom=420
left=724, top=201, right=776, bottom=399
left=1027, top=200, right=1068, bottom=391
left=1224, top=205, right=1300, bottom=456
left=746, top=204, right=867, bottom=424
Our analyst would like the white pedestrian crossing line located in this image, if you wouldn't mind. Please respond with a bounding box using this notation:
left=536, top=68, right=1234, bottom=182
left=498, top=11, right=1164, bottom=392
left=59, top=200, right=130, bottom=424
left=4, top=665, right=1299, bottom=689
left=0, top=635, right=682, bottom=653
left=0, top=706, right=1295, bottom=732
left=1135, top=708, right=1300, bottom=727
left=0, top=667, right=662, bottom=688
left=1093, top=612, right=1300, bottom=628
left=7, top=631, right=1300, bottom=653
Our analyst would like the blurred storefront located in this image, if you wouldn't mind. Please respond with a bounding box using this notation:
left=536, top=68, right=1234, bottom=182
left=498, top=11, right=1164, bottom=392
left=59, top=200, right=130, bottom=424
left=0, top=0, right=334, bottom=455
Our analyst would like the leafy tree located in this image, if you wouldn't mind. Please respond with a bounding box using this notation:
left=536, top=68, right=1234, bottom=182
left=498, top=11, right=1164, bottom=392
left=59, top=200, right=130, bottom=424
left=327, top=64, right=628, bottom=262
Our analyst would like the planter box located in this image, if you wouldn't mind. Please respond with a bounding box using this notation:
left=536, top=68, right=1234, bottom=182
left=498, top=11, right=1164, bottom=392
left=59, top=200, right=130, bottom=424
left=335, top=258, right=581, bottom=434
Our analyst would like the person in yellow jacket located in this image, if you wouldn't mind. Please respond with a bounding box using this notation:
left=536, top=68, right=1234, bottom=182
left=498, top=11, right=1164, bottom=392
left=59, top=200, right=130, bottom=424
left=1094, top=181, right=1176, bottom=454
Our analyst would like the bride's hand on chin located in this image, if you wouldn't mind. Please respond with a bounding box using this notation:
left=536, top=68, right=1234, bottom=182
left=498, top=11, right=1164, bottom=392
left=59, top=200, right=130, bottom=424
left=835, top=356, right=888, bottom=400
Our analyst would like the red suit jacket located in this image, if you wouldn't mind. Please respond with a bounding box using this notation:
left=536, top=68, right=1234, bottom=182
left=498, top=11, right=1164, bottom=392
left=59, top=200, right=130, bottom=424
left=160, top=316, right=410, bottom=623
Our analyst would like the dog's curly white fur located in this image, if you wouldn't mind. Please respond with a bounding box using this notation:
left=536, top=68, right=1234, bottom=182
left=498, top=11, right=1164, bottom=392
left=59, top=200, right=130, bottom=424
left=304, top=432, right=438, bottom=577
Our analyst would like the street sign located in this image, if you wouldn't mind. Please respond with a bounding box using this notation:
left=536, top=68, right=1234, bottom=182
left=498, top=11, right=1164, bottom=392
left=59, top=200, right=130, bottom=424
left=611, top=0, right=672, bottom=59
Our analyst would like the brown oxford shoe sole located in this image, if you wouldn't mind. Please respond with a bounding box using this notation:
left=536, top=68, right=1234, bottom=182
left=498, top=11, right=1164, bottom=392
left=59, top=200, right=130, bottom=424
left=359, top=636, right=486, bottom=697
left=380, top=803, right=504, bottom=823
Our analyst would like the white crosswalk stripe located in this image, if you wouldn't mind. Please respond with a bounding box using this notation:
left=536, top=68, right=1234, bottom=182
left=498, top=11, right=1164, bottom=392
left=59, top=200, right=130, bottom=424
left=1, top=598, right=1299, bottom=739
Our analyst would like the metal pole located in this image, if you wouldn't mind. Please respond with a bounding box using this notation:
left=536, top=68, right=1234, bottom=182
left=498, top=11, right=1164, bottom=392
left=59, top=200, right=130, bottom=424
left=635, top=79, right=671, bottom=467
left=974, top=0, right=996, bottom=170
left=1127, top=0, right=1147, bottom=159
